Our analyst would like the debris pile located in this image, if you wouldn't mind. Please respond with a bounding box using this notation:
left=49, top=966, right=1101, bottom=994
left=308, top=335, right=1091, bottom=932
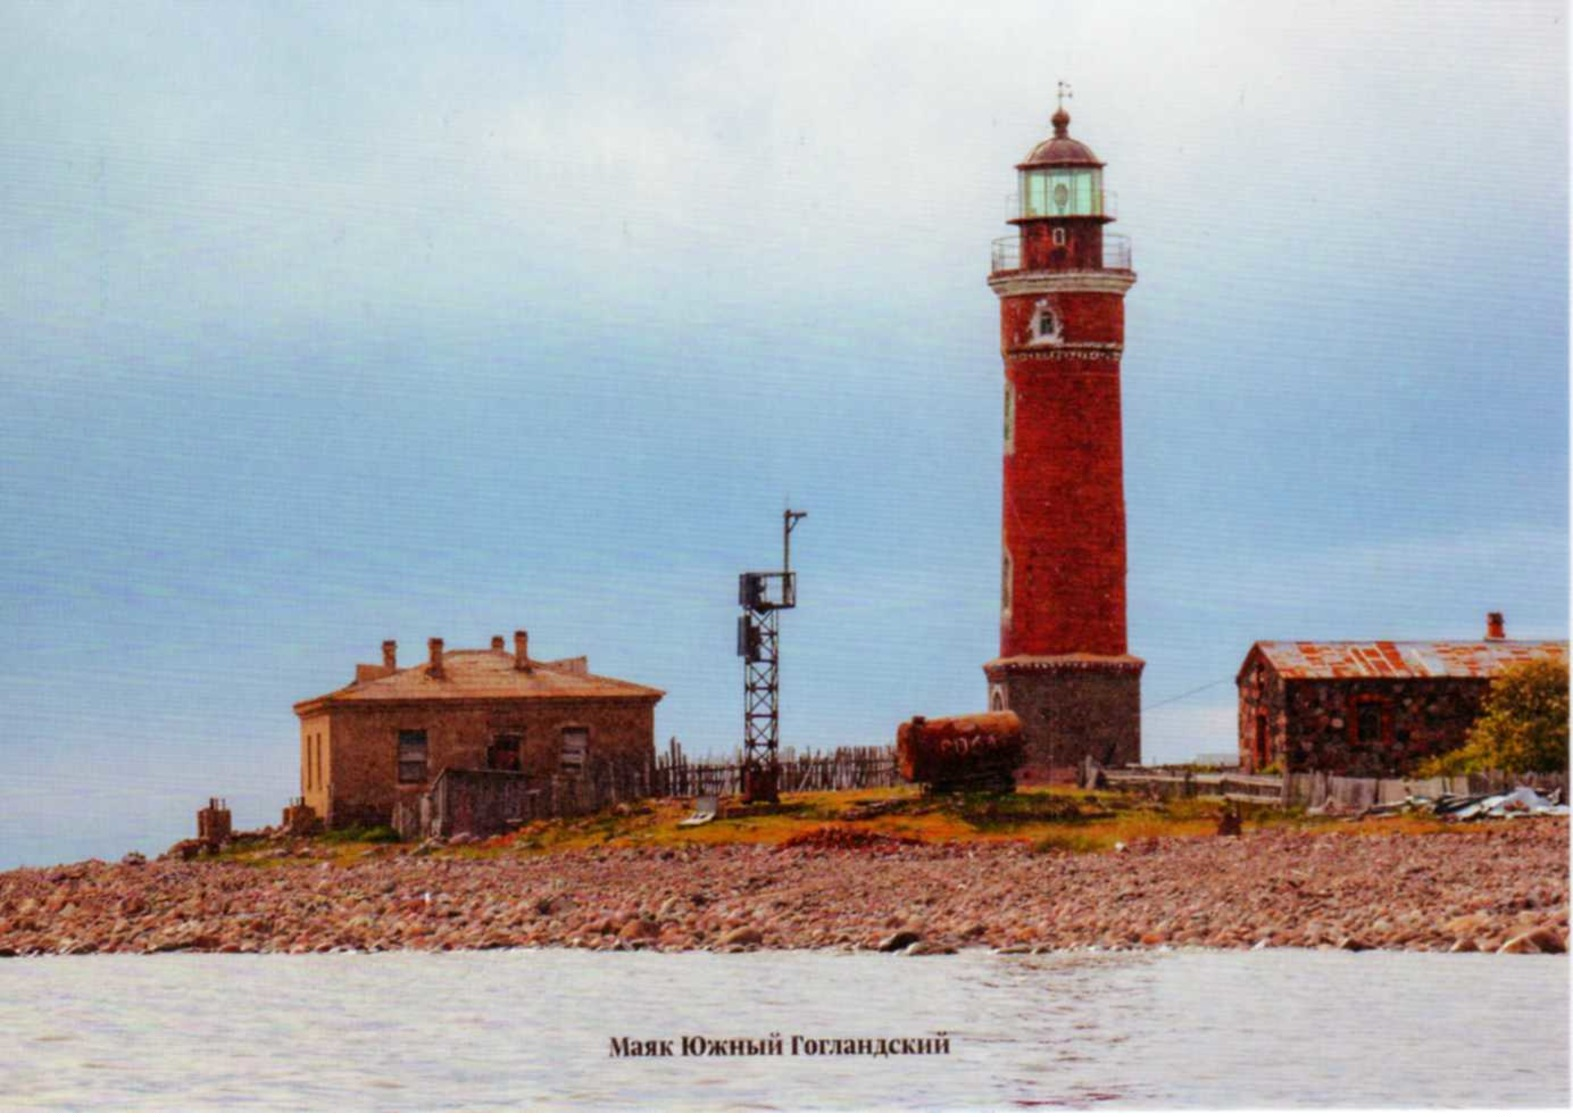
left=1433, top=785, right=1568, bottom=820
left=1353, top=785, right=1569, bottom=822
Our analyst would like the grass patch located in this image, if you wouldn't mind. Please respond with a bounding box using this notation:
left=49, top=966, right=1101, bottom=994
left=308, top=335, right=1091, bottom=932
left=949, top=790, right=1098, bottom=829
left=1032, top=832, right=1107, bottom=855
left=482, top=786, right=1267, bottom=854
left=484, top=786, right=1322, bottom=855
left=319, top=824, right=402, bottom=844
left=202, top=784, right=1484, bottom=869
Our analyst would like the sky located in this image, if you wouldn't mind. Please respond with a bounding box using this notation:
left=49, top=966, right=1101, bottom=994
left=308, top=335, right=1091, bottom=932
left=0, top=0, right=1566, bottom=868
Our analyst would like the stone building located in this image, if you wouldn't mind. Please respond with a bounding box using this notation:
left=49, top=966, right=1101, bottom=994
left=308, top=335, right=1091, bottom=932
left=294, top=630, right=663, bottom=828
left=1236, top=614, right=1566, bottom=777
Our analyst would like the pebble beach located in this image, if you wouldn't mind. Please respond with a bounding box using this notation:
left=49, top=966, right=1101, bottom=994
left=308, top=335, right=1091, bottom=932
left=1, top=820, right=1566, bottom=957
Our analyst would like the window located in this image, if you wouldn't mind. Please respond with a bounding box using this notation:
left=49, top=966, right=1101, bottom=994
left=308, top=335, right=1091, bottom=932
left=397, top=730, right=428, bottom=784
left=1032, top=301, right=1060, bottom=344
left=488, top=732, right=522, bottom=772
left=1351, top=699, right=1390, bottom=747
left=1003, top=383, right=1015, bottom=452
left=1020, top=167, right=1104, bottom=218
left=1001, top=549, right=1013, bottom=616
left=560, top=727, right=589, bottom=773
left=1051, top=227, right=1067, bottom=247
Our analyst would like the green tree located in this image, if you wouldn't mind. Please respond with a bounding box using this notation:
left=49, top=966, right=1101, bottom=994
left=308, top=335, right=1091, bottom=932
left=1417, top=659, right=1569, bottom=776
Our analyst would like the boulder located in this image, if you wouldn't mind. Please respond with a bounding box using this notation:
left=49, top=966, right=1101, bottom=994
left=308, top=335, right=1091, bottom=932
left=1217, top=804, right=1243, bottom=837
left=1526, top=926, right=1567, bottom=954
left=1442, top=913, right=1487, bottom=937
left=161, top=839, right=206, bottom=862
left=620, top=919, right=660, bottom=941
left=878, top=929, right=922, bottom=953
left=1499, top=927, right=1565, bottom=955
left=1497, top=932, right=1542, bottom=955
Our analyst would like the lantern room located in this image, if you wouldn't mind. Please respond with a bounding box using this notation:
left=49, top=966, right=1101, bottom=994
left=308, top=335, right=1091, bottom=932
left=1014, top=106, right=1110, bottom=221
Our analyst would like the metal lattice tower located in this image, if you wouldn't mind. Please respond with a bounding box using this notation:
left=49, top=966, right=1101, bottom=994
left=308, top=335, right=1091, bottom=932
left=736, top=508, right=806, bottom=803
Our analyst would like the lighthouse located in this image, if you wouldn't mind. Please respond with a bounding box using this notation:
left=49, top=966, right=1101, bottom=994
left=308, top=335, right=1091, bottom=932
left=983, top=93, right=1143, bottom=777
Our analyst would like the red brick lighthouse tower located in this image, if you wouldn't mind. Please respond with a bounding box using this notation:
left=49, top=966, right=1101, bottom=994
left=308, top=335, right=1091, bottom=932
left=983, top=92, right=1143, bottom=777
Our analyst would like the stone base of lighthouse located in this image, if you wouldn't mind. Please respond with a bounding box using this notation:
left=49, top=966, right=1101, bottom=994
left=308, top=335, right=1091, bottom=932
left=984, top=654, right=1143, bottom=780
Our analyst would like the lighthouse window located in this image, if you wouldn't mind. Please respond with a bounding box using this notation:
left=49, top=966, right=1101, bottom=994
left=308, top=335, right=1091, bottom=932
left=1004, top=383, right=1015, bottom=451
left=1051, top=227, right=1067, bottom=247
left=1033, top=306, right=1060, bottom=343
left=1001, top=550, right=1013, bottom=615
left=1021, top=168, right=1103, bottom=218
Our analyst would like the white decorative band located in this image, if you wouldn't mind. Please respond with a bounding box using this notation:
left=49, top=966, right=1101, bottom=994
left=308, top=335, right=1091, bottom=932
left=1004, top=346, right=1124, bottom=362
left=988, top=270, right=1137, bottom=297
left=984, top=655, right=1146, bottom=678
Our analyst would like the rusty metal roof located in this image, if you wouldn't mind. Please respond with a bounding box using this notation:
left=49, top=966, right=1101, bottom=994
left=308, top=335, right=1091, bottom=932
left=1020, top=135, right=1102, bottom=168
left=1019, top=108, right=1104, bottom=168
left=295, top=647, right=663, bottom=713
left=1249, top=640, right=1567, bottom=680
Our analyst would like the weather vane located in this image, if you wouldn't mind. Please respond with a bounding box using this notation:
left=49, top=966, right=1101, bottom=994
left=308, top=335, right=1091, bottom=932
left=1056, top=80, right=1073, bottom=110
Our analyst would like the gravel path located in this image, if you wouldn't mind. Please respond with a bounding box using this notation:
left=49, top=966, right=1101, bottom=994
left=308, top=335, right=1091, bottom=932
left=1, top=821, right=1566, bottom=956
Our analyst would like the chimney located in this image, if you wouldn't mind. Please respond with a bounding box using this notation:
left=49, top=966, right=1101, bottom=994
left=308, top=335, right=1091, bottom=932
left=382, top=640, right=397, bottom=669
left=427, top=637, right=445, bottom=678
left=514, top=630, right=530, bottom=671
left=491, top=635, right=505, bottom=651
left=1486, top=612, right=1506, bottom=641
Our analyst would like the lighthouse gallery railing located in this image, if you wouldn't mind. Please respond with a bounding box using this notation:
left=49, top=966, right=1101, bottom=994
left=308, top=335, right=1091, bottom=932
left=990, top=232, right=1131, bottom=275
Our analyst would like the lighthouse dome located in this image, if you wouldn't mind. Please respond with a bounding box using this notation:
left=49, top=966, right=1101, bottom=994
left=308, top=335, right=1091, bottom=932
left=1019, top=107, right=1103, bottom=168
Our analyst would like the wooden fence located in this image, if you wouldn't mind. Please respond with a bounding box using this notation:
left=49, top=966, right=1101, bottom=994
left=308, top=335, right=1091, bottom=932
left=1089, top=765, right=1284, bottom=804
left=653, top=742, right=901, bottom=797
left=1282, top=769, right=1568, bottom=811
left=397, top=764, right=655, bottom=839
left=395, top=742, right=905, bottom=839
left=1083, top=759, right=1568, bottom=812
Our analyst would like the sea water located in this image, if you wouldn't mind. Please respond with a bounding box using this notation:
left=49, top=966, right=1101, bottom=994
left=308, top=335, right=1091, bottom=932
left=0, top=949, right=1565, bottom=1109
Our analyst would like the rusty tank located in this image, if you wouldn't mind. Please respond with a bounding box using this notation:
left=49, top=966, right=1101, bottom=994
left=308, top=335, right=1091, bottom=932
left=897, top=711, right=1024, bottom=793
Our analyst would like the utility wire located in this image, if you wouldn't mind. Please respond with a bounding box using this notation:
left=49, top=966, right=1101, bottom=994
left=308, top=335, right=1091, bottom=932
left=1141, top=675, right=1233, bottom=713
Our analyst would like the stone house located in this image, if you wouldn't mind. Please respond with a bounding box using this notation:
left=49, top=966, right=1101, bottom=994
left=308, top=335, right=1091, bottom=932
left=1236, top=613, right=1566, bottom=777
left=294, top=630, right=663, bottom=828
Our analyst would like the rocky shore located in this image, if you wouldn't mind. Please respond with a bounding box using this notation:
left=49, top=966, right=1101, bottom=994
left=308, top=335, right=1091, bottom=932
left=1, top=821, right=1566, bottom=957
